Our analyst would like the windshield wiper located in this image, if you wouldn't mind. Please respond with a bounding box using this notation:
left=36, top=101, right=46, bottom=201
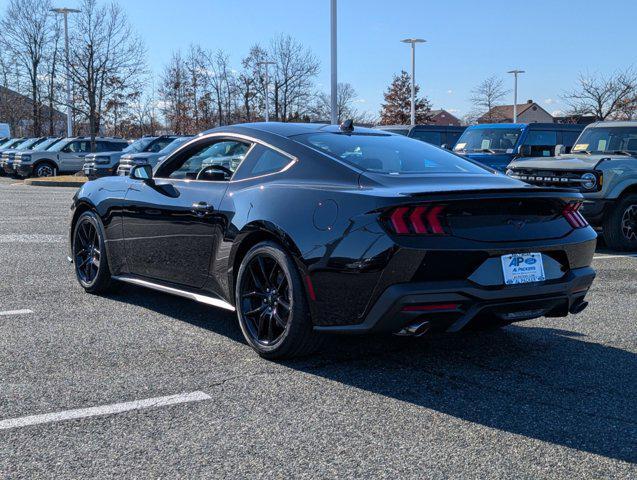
left=572, top=150, right=592, bottom=155
left=612, top=150, right=635, bottom=156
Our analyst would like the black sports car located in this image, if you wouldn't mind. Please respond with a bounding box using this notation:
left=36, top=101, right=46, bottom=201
left=69, top=122, right=596, bottom=358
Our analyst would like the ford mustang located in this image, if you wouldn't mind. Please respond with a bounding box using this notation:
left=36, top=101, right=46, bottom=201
left=69, top=122, right=596, bottom=358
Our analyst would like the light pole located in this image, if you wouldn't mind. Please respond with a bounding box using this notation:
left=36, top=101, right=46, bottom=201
left=401, top=38, right=426, bottom=127
left=257, top=61, right=275, bottom=122
left=51, top=7, right=80, bottom=137
left=330, top=0, right=338, bottom=124
left=507, top=69, right=525, bottom=123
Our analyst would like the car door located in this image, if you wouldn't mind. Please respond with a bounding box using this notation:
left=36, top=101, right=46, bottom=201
left=59, top=140, right=91, bottom=172
left=121, top=136, right=253, bottom=290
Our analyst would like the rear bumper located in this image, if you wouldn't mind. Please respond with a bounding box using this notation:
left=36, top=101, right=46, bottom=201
left=314, top=266, right=595, bottom=334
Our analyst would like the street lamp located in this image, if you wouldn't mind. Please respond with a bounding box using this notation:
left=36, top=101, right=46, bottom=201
left=401, top=38, right=426, bottom=127
left=330, top=0, right=338, bottom=124
left=257, top=61, right=275, bottom=122
left=51, top=7, right=80, bottom=137
left=507, top=69, right=525, bottom=123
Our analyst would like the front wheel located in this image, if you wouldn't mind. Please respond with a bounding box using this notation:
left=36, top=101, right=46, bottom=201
left=235, top=241, right=322, bottom=359
left=603, top=194, right=637, bottom=251
left=34, top=162, right=57, bottom=178
left=72, top=211, right=113, bottom=293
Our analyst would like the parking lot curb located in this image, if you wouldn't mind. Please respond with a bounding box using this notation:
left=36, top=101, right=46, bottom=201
left=23, top=177, right=87, bottom=188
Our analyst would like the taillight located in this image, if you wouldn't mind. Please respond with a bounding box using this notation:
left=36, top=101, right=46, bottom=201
left=563, top=202, right=588, bottom=228
left=387, top=204, right=448, bottom=235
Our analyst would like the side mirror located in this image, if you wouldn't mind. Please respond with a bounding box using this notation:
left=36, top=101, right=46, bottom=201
left=441, top=143, right=449, bottom=150
left=554, top=144, right=565, bottom=156
left=130, top=164, right=153, bottom=182
left=517, top=144, right=532, bottom=157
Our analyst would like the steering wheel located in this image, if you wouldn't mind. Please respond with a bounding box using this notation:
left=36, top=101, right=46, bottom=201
left=196, top=164, right=233, bottom=180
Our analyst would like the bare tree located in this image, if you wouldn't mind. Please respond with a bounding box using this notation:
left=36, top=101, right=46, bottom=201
left=0, top=0, right=54, bottom=135
left=269, top=35, right=320, bottom=121
left=469, top=76, right=508, bottom=122
left=159, top=51, right=190, bottom=133
left=563, top=69, right=637, bottom=120
left=311, top=82, right=371, bottom=123
left=67, top=0, right=146, bottom=147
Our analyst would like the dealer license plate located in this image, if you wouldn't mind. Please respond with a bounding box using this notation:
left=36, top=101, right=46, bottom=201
left=501, top=253, right=545, bottom=285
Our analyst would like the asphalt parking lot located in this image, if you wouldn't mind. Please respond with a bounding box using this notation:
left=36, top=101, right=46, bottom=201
left=0, top=176, right=635, bottom=479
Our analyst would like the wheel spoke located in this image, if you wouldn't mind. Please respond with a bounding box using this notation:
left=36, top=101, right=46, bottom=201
left=267, top=313, right=275, bottom=341
left=249, top=264, right=264, bottom=291
left=242, top=290, right=266, bottom=299
left=276, top=298, right=290, bottom=311
left=245, top=304, right=266, bottom=317
left=256, top=256, right=270, bottom=287
left=273, top=311, right=287, bottom=329
left=257, top=310, right=268, bottom=338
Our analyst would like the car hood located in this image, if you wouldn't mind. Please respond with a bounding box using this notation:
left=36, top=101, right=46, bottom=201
left=85, top=151, right=124, bottom=160
left=508, top=154, right=615, bottom=171
left=359, top=171, right=547, bottom=197
left=121, top=152, right=158, bottom=161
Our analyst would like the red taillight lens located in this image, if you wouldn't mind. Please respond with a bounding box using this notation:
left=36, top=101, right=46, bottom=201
left=563, top=202, right=589, bottom=228
left=386, top=204, right=449, bottom=235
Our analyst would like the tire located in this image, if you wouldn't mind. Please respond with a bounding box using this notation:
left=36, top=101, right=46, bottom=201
left=603, top=194, right=637, bottom=251
left=72, top=211, right=113, bottom=294
left=33, top=161, right=57, bottom=178
left=235, top=241, right=322, bottom=359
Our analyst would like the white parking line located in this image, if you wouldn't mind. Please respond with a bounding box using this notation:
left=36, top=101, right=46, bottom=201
left=0, top=391, right=211, bottom=430
left=0, top=309, right=33, bottom=317
left=593, top=253, right=637, bottom=260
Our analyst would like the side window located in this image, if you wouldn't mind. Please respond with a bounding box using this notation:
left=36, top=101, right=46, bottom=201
left=562, top=131, right=581, bottom=150
left=147, top=138, right=174, bottom=153
left=524, top=130, right=558, bottom=156
left=411, top=130, right=442, bottom=146
left=64, top=141, right=90, bottom=153
left=155, top=138, right=251, bottom=180
left=446, top=131, right=462, bottom=148
left=233, top=145, right=293, bottom=180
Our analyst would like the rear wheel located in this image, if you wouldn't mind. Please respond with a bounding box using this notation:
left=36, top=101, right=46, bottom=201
left=73, top=211, right=113, bottom=293
left=33, top=162, right=56, bottom=178
left=603, top=194, right=637, bottom=251
left=235, top=241, right=321, bottom=359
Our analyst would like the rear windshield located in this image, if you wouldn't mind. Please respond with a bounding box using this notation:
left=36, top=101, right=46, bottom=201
left=294, top=133, right=488, bottom=174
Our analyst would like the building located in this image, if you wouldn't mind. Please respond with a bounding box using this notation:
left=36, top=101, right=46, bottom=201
left=478, top=100, right=553, bottom=124
left=428, top=109, right=461, bottom=126
left=0, top=86, right=66, bottom=136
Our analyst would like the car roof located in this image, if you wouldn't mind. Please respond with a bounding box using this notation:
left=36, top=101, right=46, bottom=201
left=466, top=123, right=580, bottom=130
left=585, top=121, right=637, bottom=128
left=204, top=122, right=389, bottom=139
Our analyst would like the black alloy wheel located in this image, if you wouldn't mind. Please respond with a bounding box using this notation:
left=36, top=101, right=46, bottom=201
left=240, top=253, right=291, bottom=346
left=73, top=211, right=112, bottom=293
left=236, top=241, right=321, bottom=359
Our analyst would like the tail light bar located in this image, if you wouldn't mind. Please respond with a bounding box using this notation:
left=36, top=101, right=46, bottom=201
left=563, top=202, right=588, bottom=228
left=387, top=204, right=449, bottom=235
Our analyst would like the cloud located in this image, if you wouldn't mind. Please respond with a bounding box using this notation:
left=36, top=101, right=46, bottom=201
left=552, top=109, right=565, bottom=117
left=447, top=108, right=459, bottom=113
left=353, top=98, right=367, bottom=104
left=544, top=98, right=557, bottom=105
left=447, top=89, right=453, bottom=94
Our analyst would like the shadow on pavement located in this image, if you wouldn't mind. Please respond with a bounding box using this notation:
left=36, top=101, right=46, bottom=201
left=110, top=285, right=637, bottom=464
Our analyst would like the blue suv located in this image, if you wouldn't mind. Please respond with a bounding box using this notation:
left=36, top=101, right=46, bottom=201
left=453, top=123, right=585, bottom=171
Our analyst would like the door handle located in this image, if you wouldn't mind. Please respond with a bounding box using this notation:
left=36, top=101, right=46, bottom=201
left=191, top=201, right=214, bottom=214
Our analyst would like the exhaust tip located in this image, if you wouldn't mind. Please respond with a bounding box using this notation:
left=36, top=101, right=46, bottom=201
left=395, top=320, right=431, bottom=337
left=569, top=300, right=588, bottom=315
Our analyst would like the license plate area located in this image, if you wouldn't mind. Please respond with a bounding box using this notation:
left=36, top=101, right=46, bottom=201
left=501, top=253, right=545, bottom=285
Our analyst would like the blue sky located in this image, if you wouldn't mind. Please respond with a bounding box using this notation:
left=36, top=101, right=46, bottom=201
left=7, top=0, right=637, bottom=118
